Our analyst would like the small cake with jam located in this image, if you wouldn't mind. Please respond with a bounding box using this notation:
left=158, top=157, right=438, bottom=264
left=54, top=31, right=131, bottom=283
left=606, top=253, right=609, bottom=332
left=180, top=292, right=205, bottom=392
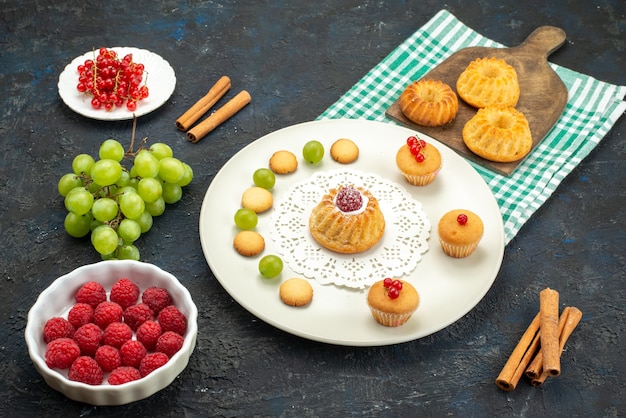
left=309, top=184, right=385, bottom=254
left=396, top=135, right=442, bottom=186
left=367, top=278, right=419, bottom=327
left=438, top=209, right=484, bottom=258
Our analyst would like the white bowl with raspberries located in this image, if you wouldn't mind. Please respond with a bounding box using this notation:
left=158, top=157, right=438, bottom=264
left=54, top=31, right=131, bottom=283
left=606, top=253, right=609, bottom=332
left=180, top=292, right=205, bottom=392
left=24, top=260, right=198, bottom=406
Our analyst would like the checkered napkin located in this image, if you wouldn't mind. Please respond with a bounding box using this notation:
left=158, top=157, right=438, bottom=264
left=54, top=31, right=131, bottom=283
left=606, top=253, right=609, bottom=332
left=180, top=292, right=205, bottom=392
left=317, top=9, right=626, bottom=245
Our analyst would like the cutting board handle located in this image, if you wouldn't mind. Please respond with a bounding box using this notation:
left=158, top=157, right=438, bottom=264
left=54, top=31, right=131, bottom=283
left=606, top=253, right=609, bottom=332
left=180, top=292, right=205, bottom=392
left=518, top=26, right=566, bottom=58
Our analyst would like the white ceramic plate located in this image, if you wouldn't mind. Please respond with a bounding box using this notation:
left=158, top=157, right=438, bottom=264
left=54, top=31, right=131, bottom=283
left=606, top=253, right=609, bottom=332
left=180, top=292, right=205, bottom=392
left=58, top=47, right=176, bottom=120
left=199, top=119, right=505, bottom=346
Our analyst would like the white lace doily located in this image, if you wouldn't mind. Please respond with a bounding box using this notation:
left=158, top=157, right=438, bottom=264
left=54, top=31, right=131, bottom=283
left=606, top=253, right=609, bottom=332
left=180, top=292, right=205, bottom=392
left=269, top=169, right=431, bottom=289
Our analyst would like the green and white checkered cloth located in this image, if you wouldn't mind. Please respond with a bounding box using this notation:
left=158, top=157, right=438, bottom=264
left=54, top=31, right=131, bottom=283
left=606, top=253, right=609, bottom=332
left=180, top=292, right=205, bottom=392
left=317, top=9, right=626, bottom=245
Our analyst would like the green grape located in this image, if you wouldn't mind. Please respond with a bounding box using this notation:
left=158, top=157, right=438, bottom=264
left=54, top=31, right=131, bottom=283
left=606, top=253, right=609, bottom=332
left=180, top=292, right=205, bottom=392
left=90, top=159, right=122, bottom=186
left=234, top=208, right=258, bottom=230
left=162, top=182, right=182, bottom=204
left=90, top=219, right=104, bottom=231
left=58, top=173, right=84, bottom=197
left=252, top=168, right=276, bottom=190
left=115, top=170, right=131, bottom=188
left=72, top=153, right=95, bottom=176
left=177, top=163, right=193, bottom=187
left=88, top=181, right=103, bottom=194
left=302, top=140, right=324, bottom=164
left=258, top=255, right=283, bottom=278
left=64, top=212, right=93, bottom=238
left=137, top=177, right=163, bottom=203
left=91, top=225, right=120, bottom=255
left=101, top=251, right=118, bottom=261
left=100, top=184, right=118, bottom=198
left=145, top=197, right=166, bottom=216
left=118, top=218, right=141, bottom=243
left=99, top=139, right=125, bottom=162
left=116, top=244, right=140, bottom=260
left=149, top=142, right=173, bottom=160
left=119, top=192, right=145, bottom=219
left=128, top=177, right=140, bottom=189
left=136, top=211, right=153, bottom=233
left=129, top=164, right=138, bottom=178
left=64, top=187, right=94, bottom=215
left=91, top=197, right=119, bottom=222
left=158, top=157, right=185, bottom=183
left=134, top=150, right=160, bottom=178
left=117, top=186, right=138, bottom=197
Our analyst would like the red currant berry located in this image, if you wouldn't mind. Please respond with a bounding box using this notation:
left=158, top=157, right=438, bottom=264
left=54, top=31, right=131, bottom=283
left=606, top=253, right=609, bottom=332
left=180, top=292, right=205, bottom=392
left=419, top=139, right=426, bottom=148
left=391, top=280, right=403, bottom=291
left=383, top=278, right=393, bottom=288
left=414, top=153, right=425, bottom=163
left=457, top=214, right=468, bottom=225
left=388, top=287, right=400, bottom=299
left=126, top=100, right=137, bottom=112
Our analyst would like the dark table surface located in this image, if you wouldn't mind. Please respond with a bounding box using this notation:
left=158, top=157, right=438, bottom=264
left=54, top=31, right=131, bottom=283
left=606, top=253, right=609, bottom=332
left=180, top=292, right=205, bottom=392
left=1, top=1, right=624, bottom=416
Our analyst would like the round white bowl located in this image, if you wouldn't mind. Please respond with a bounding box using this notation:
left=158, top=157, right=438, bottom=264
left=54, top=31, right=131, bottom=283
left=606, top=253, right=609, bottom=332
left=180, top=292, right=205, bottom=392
left=25, top=260, right=198, bottom=406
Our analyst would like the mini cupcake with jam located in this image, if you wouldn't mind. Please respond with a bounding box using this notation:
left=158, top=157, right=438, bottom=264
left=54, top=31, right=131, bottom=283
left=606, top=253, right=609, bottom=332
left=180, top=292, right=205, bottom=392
left=438, top=209, right=484, bottom=258
left=396, top=135, right=442, bottom=186
left=367, top=278, right=419, bottom=327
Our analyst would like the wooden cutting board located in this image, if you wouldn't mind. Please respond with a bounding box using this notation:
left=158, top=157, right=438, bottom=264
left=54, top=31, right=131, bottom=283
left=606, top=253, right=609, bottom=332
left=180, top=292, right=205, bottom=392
left=385, top=26, right=568, bottom=176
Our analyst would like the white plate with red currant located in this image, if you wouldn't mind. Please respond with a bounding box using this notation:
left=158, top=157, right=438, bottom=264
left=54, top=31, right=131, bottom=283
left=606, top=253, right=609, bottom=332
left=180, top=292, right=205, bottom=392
left=58, top=47, right=176, bottom=120
left=199, top=119, right=505, bottom=346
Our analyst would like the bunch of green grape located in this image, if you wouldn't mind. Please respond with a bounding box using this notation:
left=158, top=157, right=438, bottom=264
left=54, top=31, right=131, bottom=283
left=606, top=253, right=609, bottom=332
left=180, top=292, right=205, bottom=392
left=58, top=139, right=193, bottom=260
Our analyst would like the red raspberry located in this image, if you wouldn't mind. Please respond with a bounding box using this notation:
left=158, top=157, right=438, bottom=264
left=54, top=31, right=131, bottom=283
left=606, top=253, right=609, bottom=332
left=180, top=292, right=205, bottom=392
left=108, top=366, right=141, bottom=385
left=156, top=331, right=184, bottom=358
left=102, top=322, right=133, bottom=348
left=157, top=305, right=187, bottom=336
left=68, top=356, right=104, bottom=385
left=120, top=340, right=147, bottom=368
left=45, top=338, right=80, bottom=369
left=123, top=303, right=154, bottom=331
left=67, top=303, right=94, bottom=328
left=136, top=320, right=162, bottom=351
left=94, top=345, right=122, bottom=372
left=110, top=278, right=140, bottom=310
left=335, top=186, right=363, bottom=212
left=73, top=323, right=103, bottom=356
left=141, top=286, right=172, bottom=315
left=75, top=281, right=106, bottom=308
left=93, top=301, right=123, bottom=329
left=139, top=352, right=169, bottom=377
left=43, top=317, right=74, bottom=343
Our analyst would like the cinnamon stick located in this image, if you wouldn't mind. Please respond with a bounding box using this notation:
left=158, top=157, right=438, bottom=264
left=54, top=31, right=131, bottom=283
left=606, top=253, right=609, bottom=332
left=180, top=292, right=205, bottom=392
left=530, top=307, right=583, bottom=387
left=539, top=288, right=561, bottom=377
left=495, top=312, right=541, bottom=391
left=525, top=306, right=571, bottom=379
left=175, top=76, right=231, bottom=131
left=187, top=90, right=251, bottom=143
